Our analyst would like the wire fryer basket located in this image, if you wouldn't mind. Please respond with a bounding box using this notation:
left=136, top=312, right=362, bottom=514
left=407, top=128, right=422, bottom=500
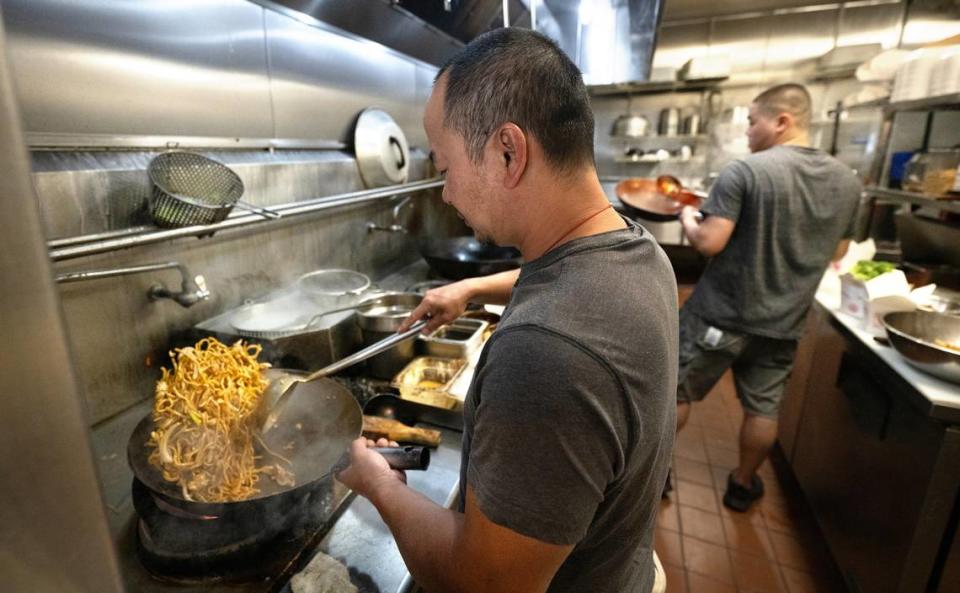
left=147, top=152, right=244, bottom=228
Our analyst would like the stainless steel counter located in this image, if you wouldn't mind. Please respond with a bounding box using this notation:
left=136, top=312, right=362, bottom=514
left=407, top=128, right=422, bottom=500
left=814, top=292, right=960, bottom=421
left=293, top=425, right=463, bottom=593
left=291, top=260, right=464, bottom=593
left=781, top=297, right=960, bottom=593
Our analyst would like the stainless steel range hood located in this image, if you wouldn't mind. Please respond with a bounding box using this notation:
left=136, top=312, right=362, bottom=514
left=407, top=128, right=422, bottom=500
left=535, top=0, right=665, bottom=85
left=264, top=0, right=664, bottom=85
left=260, top=0, right=467, bottom=65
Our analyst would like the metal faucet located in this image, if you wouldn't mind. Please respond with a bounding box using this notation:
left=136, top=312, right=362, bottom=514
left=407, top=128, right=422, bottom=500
left=55, top=261, right=210, bottom=308
left=367, top=196, right=413, bottom=233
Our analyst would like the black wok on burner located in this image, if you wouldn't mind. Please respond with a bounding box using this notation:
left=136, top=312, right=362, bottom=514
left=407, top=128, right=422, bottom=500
left=419, top=236, right=522, bottom=280
left=127, top=370, right=427, bottom=517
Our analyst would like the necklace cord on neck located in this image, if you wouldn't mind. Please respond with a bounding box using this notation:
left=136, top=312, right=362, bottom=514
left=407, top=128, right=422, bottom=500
left=542, top=204, right=615, bottom=255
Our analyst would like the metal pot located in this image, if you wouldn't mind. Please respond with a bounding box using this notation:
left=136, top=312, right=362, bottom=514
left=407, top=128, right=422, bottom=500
left=682, top=113, right=701, bottom=136
left=611, top=113, right=650, bottom=138
left=355, top=292, right=423, bottom=379
left=353, top=108, right=409, bottom=188
left=418, top=236, right=523, bottom=280
left=658, top=108, right=680, bottom=137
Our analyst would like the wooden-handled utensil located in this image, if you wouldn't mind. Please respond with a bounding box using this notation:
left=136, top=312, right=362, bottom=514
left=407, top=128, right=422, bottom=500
left=362, top=415, right=442, bottom=448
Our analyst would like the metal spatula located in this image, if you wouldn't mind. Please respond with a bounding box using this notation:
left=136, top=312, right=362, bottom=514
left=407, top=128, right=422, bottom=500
left=259, top=319, right=428, bottom=433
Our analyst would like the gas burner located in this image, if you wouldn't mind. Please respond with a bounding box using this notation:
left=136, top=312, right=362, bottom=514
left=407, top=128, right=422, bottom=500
left=405, top=279, right=451, bottom=295
left=132, top=477, right=349, bottom=584
left=331, top=375, right=395, bottom=407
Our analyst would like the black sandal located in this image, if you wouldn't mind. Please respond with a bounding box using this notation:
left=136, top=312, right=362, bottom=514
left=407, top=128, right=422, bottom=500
left=722, top=472, right=764, bottom=512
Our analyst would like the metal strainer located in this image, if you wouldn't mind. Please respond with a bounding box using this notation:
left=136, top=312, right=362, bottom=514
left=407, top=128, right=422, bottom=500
left=147, top=152, right=279, bottom=228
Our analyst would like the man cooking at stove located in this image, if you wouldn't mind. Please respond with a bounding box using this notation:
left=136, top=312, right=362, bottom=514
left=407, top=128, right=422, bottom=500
left=336, top=27, right=677, bottom=593
left=672, top=83, right=861, bottom=512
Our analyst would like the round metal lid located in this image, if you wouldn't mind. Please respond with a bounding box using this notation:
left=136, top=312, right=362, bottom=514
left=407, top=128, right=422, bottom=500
left=354, top=108, right=409, bottom=188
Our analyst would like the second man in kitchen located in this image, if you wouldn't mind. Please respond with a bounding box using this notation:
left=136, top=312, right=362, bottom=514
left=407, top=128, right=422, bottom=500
left=674, top=83, right=861, bottom=511
left=337, top=27, right=677, bottom=593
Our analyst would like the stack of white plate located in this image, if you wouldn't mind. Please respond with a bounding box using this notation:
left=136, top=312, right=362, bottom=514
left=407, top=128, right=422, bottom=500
left=929, top=46, right=960, bottom=98
left=891, top=48, right=942, bottom=103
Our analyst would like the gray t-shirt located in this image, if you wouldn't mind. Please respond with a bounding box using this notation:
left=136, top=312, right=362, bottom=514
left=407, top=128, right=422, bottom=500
left=686, top=145, right=861, bottom=339
left=458, top=220, right=678, bottom=593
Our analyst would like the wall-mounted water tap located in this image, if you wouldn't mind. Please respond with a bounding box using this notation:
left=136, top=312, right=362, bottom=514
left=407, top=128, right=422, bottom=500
left=367, top=196, right=413, bottom=233
left=148, top=273, right=210, bottom=307
left=55, top=261, right=210, bottom=308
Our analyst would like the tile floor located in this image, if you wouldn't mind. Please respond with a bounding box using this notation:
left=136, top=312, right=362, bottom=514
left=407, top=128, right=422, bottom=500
left=656, top=369, right=848, bottom=593
left=658, top=286, right=847, bottom=592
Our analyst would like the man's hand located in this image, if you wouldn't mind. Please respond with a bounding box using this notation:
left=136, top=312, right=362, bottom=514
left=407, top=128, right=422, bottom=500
left=680, top=208, right=735, bottom=258
left=398, top=279, right=474, bottom=334
left=336, top=437, right=407, bottom=499
left=679, top=205, right=703, bottom=225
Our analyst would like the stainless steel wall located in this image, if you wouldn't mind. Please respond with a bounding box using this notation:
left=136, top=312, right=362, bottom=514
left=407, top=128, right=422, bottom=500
left=2, top=0, right=461, bottom=426
left=2, top=0, right=433, bottom=149
left=0, top=11, right=125, bottom=593
left=593, top=0, right=959, bottom=191
left=49, top=155, right=455, bottom=425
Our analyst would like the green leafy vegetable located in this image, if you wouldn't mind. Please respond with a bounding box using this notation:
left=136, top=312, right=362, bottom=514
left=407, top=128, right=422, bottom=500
left=850, top=260, right=896, bottom=281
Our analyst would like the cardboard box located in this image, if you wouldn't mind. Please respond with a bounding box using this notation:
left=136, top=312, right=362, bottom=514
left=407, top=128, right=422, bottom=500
left=840, top=270, right=913, bottom=335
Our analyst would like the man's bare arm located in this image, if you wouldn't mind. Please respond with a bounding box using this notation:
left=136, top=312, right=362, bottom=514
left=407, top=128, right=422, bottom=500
left=832, top=239, right=851, bottom=263
left=337, top=439, right=572, bottom=593
left=679, top=206, right=736, bottom=257
left=399, top=269, right=520, bottom=333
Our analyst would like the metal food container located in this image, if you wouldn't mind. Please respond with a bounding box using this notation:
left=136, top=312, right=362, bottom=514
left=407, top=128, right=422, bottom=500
left=461, top=309, right=500, bottom=342
left=356, top=292, right=422, bottom=378
left=419, top=318, right=488, bottom=359
left=392, top=357, right=467, bottom=410
left=882, top=310, right=960, bottom=384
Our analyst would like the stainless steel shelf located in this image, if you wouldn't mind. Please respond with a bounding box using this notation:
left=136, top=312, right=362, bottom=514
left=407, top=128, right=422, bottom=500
left=614, top=156, right=663, bottom=164
left=588, top=78, right=726, bottom=97
left=840, top=93, right=960, bottom=114
left=884, top=93, right=960, bottom=113
left=47, top=178, right=445, bottom=261
left=865, top=187, right=960, bottom=214
left=840, top=97, right=889, bottom=111
left=610, top=134, right=708, bottom=141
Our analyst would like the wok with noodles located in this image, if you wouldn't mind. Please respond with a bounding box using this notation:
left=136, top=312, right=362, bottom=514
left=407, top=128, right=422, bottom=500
left=128, top=339, right=366, bottom=512
left=147, top=338, right=294, bottom=503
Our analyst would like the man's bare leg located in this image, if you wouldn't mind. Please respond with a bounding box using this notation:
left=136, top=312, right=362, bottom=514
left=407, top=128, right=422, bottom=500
left=732, top=413, right=777, bottom=488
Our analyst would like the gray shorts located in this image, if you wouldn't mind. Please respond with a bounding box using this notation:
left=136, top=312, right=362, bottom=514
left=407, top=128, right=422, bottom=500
left=677, top=308, right=798, bottom=418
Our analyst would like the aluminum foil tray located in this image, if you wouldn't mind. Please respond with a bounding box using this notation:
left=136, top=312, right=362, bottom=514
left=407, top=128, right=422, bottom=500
left=392, top=357, right=466, bottom=410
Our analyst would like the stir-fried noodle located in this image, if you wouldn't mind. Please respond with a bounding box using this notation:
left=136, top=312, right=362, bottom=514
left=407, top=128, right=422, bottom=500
left=148, top=338, right=294, bottom=502
left=935, top=338, right=960, bottom=353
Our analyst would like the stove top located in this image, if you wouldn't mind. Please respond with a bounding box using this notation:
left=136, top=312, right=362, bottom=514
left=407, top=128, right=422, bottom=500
left=123, top=476, right=352, bottom=592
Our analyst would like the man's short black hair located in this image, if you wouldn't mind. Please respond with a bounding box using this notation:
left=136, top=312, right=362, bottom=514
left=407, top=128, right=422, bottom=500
left=753, top=83, right=812, bottom=130
left=436, top=27, right=595, bottom=174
